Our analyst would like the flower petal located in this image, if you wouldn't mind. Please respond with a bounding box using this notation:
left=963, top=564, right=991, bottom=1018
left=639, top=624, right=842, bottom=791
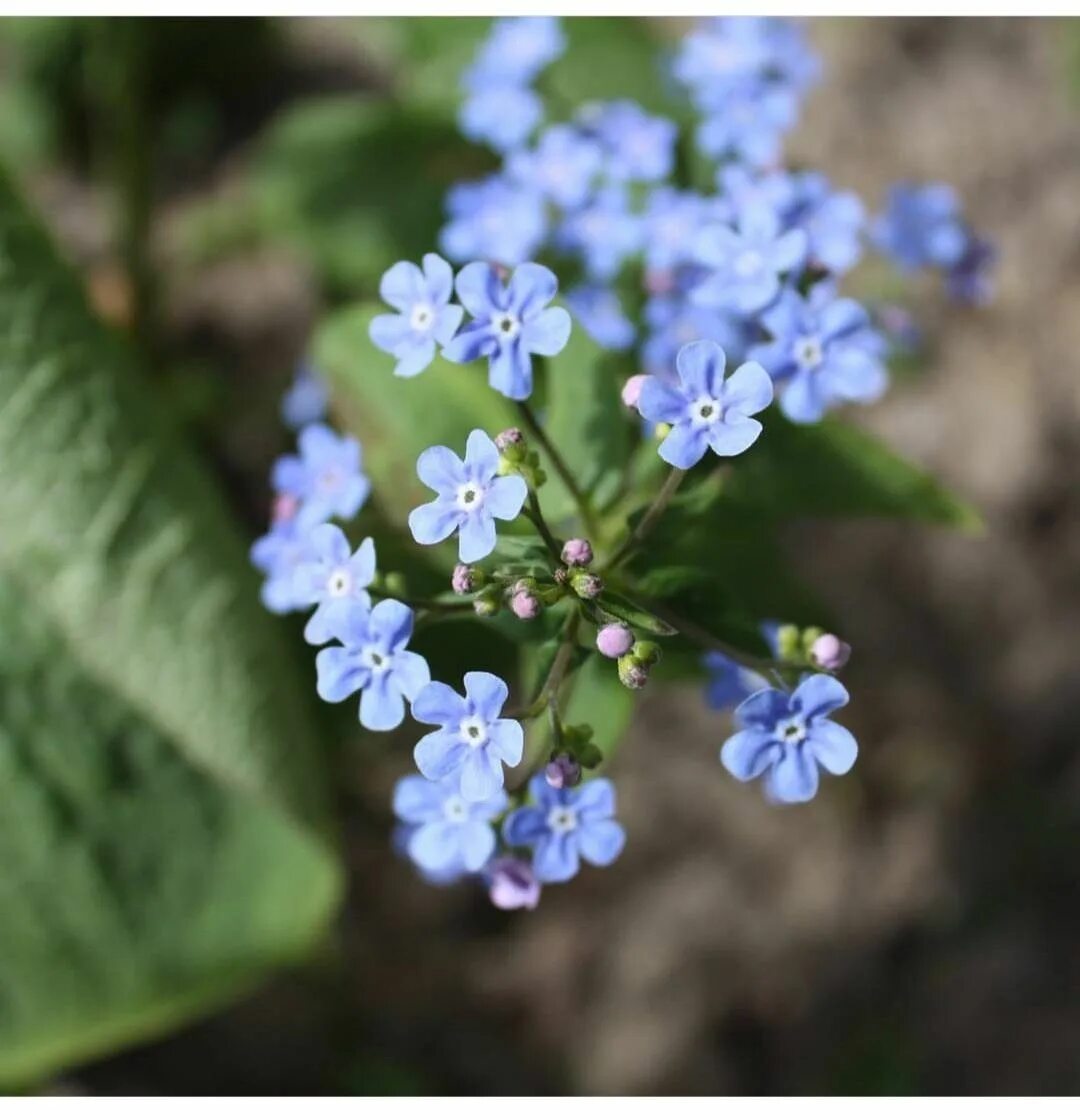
left=464, top=429, right=500, bottom=479
left=379, top=260, right=425, bottom=313
left=638, top=377, right=687, bottom=424
left=487, top=720, right=524, bottom=767
left=408, top=499, right=461, bottom=547
left=315, top=646, right=366, bottom=703
left=414, top=728, right=469, bottom=781
left=577, top=820, right=626, bottom=867
left=421, top=252, right=454, bottom=304
left=407, top=821, right=461, bottom=873
left=485, top=475, right=527, bottom=521
left=359, top=673, right=406, bottom=731
left=808, top=719, right=858, bottom=775
left=706, top=415, right=762, bottom=457
left=460, top=747, right=504, bottom=802
left=458, top=512, right=497, bottom=563
left=503, top=805, right=547, bottom=847
left=416, top=444, right=465, bottom=493
left=507, top=261, right=558, bottom=317
left=392, top=650, right=431, bottom=702
left=792, top=673, right=850, bottom=720
left=658, top=422, right=709, bottom=469
left=412, top=680, right=468, bottom=726
left=488, top=341, right=533, bottom=400
left=721, top=360, right=774, bottom=416
left=533, top=833, right=580, bottom=883
left=520, top=306, right=571, bottom=357
left=370, top=598, right=414, bottom=650
left=765, top=745, right=820, bottom=803
left=455, top=261, right=503, bottom=317
left=463, top=671, right=509, bottom=720
left=676, top=339, right=725, bottom=398
left=720, top=729, right=778, bottom=781
left=735, top=686, right=791, bottom=729
left=392, top=775, right=443, bottom=824
left=571, top=777, right=616, bottom=821
left=459, top=821, right=497, bottom=872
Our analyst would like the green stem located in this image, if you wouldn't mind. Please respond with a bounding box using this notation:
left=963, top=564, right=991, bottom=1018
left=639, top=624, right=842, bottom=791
left=604, top=467, right=686, bottom=572
left=523, top=491, right=562, bottom=561
left=516, top=400, right=597, bottom=539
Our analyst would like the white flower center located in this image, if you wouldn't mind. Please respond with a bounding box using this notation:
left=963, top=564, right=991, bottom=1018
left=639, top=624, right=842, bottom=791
left=410, top=302, right=435, bottom=332
left=691, top=396, right=722, bottom=428
left=733, top=249, right=764, bottom=277
left=793, top=335, right=824, bottom=370
left=459, top=715, right=489, bottom=747
left=443, top=795, right=469, bottom=824
left=456, top=481, right=486, bottom=512
left=360, top=645, right=392, bottom=675
left=492, top=311, right=521, bottom=340
left=776, top=717, right=807, bottom=744
left=326, top=567, right=353, bottom=598
left=547, top=806, right=579, bottom=835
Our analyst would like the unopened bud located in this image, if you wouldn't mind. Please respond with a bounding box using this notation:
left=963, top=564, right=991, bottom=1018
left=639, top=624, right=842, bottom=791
left=776, top=623, right=801, bottom=662
left=569, top=570, right=603, bottom=600
left=486, top=857, right=541, bottom=911
left=451, top=563, right=485, bottom=595
left=621, top=374, right=648, bottom=410
left=597, top=623, right=634, bottom=659
left=553, top=566, right=570, bottom=585
left=631, top=640, right=662, bottom=667
left=510, top=586, right=541, bottom=620
left=473, top=587, right=501, bottom=617
left=811, top=633, right=851, bottom=672
left=561, top=538, right=594, bottom=567
left=383, top=571, right=408, bottom=598
left=544, top=753, right=582, bottom=790
left=617, top=655, right=649, bottom=690
left=495, top=427, right=525, bottom=452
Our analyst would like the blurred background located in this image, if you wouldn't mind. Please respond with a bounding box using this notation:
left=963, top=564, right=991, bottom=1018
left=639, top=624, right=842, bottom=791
left=1, top=15, right=1079, bottom=1096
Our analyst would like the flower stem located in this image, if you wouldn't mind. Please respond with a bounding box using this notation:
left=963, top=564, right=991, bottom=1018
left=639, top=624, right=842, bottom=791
left=523, top=490, right=562, bottom=561
left=604, top=467, right=686, bottom=572
left=516, top=400, right=597, bottom=539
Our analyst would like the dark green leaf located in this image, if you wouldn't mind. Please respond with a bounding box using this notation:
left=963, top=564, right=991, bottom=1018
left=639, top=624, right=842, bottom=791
left=593, top=590, right=676, bottom=636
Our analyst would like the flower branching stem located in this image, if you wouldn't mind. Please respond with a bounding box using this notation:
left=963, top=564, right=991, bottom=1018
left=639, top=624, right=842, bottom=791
left=516, top=400, right=598, bottom=539
left=523, top=490, right=563, bottom=561
left=604, top=466, right=686, bottom=571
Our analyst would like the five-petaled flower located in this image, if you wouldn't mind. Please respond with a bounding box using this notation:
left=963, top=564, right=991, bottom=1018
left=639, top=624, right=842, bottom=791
left=271, top=423, right=370, bottom=529
left=408, top=429, right=528, bottom=563
left=412, top=672, right=524, bottom=802
left=720, top=673, right=858, bottom=803
left=292, top=523, right=377, bottom=646
left=442, top=261, right=572, bottom=400
left=369, top=254, right=464, bottom=378
left=315, top=599, right=431, bottom=731
left=503, top=775, right=626, bottom=883
left=393, top=774, right=508, bottom=877
left=638, top=339, right=773, bottom=469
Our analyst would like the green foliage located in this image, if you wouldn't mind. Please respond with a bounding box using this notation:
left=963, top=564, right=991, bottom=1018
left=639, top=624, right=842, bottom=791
left=0, top=169, right=341, bottom=1085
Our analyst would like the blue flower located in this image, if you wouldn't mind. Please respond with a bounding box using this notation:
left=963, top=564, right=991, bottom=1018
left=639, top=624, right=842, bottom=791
left=281, top=362, right=328, bottom=430
left=369, top=254, right=464, bottom=378
left=412, top=672, right=524, bottom=802
left=271, top=423, right=370, bottom=529
left=458, top=82, right=543, bottom=153
left=789, top=172, right=865, bottom=275
left=945, top=233, right=996, bottom=306
left=703, top=623, right=780, bottom=710
left=580, top=100, right=677, bottom=184
left=871, top=182, right=968, bottom=273
left=565, top=284, right=635, bottom=351
left=557, top=185, right=642, bottom=282
left=408, top=429, right=528, bottom=563
left=695, top=83, right=798, bottom=169
left=748, top=286, right=887, bottom=424
left=250, top=515, right=318, bottom=614
left=315, top=599, right=431, bottom=731
left=440, top=176, right=547, bottom=268
left=442, top=262, right=571, bottom=400
left=503, top=775, right=626, bottom=884
left=638, top=339, right=773, bottom=468
left=508, top=124, right=603, bottom=210
left=641, top=188, right=719, bottom=272
left=691, top=202, right=807, bottom=315
left=642, top=291, right=750, bottom=379
left=393, top=774, right=508, bottom=877
left=720, top=673, right=858, bottom=803
left=470, top=16, right=565, bottom=85
left=292, top=523, right=376, bottom=646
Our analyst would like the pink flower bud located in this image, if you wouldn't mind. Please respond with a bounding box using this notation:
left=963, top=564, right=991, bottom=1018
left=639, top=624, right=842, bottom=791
left=596, top=623, right=634, bottom=659
left=617, top=657, right=649, bottom=690
left=621, top=374, right=648, bottom=410
left=487, top=857, right=541, bottom=911
left=495, top=427, right=524, bottom=451
left=451, top=563, right=473, bottom=595
left=510, top=588, right=540, bottom=620
left=561, top=538, right=593, bottom=567
left=811, top=633, right=851, bottom=671
left=569, top=570, right=603, bottom=600
left=544, top=753, right=582, bottom=789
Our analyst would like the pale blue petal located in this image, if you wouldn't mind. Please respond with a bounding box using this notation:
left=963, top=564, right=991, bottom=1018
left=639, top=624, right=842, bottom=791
left=315, top=647, right=366, bottom=703
left=392, top=775, right=444, bottom=824
left=732, top=272, right=780, bottom=316
left=304, top=596, right=369, bottom=646
left=707, top=416, right=763, bottom=457
left=351, top=537, right=377, bottom=587
left=442, top=322, right=495, bottom=365
left=458, top=512, right=497, bottom=563
left=460, top=821, right=497, bottom=872
left=721, top=361, right=774, bottom=416
left=768, top=228, right=808, bottom=274
left=412, top=681, right=468, bottom=726
left=765, top=746, right=820, bottom=803
left=658, top=422, right=709, bottom=469
left=393, top=337, right=437, bottom=379
left=379, top=260, right=425, bottom=312
left=818, top=349, right=887, bottom=404
left=503, top=806, right=547, bottom=847
left=694, top=224, right=740, bottom=267
left=414, top=729, right=469, bottom=781
left=369, top=313, right=410, bottom=355
left=433, top=303, right=464, bottom=346
left=676, top=339, right=725, bottom=397
left=463, top=671, right=509, bottom=720
left=408, top=821, right=461, bottom=873
left=460, top=747, right=504, bottom=802
left=780, top=369, right=826, bottom=424
left=792, top=673, right=850, bottom=720
left=572, top=777, right=616, bottom=821
left=488, top=341, right=533, bottom=400
left=720, top=729, right=778, bottom=781
left=455, top=261, right=502, bottom=317
left=485, top=475, right=527, bottom=521
left=735, top=686, right=791, bottom=729
left=533, top=833, right=580, bottom=883
left=408, top=499, right=461, bottom=547
left=577, top=820, right=626, bottom=867
left=464, top=429, right=500, bottom=478
left=507, top=261, right=558, bottom=317
left=638, top=377, right=688, bottom=424
left=360, top=673, right=406, bottom=731
left=520, top=307, right=571, bottom=357
left=370, top=598, right=414, bottom=650
left=808, top=720, right=858, bottom=776
left=819, top=297, right=868, bottom=341
left=392, top=650, right=430, bottom=702
left=421, top=252, right=454, bottom=304
left=416, top=444, right=465, bottom=493
left=487, top=720, right=524, bottom=767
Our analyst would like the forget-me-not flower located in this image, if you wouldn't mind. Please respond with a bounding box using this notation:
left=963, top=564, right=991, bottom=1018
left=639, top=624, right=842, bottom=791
left=408, top=429, right=528, bottom=563
left=508, top=124, right=603, bottom=210
left=393, top=774, right=508, bottom=877
left=695, top=83, right=798, bottom=169
left=642, top=291, right=749, bottom=379
left=557, top=185, right=642, bottom=282
left=503, top=775, right=626, bottom=883
left=369, top=254, right=464, bottom=378
left=720, top=673, right=858, bottom=803
left=692, top=202, right=807, bottom=315
left=638, top=339, right=773, bottom=469
left=250, top=516, right=318, bottom=615
left=280, top=362, right=328, bottom=430
left=565, top=284, right=635, bottom=351
left=440, top=176, right=547, bottom=268
left=412, top=672, right=524, bottom=802
left=703, top=622, right=780, bottom=710
left=292, top=523, right=376, bottom=646
left=459, top=82, right=543, bottom=153
left=271, top=423, right=370, bottom=529
left=748, top=286, right=887, bottom=424
left=871, top=182, right=968, bottom=273
left=641, top=188, right=717, bottom=272
left=315, top=599, right=431, bottom=731
left=442, top=262, right=571, bottom=400
left=580, top=100, right=676, bottom=183
left=470, top=16, right=565, bottom=85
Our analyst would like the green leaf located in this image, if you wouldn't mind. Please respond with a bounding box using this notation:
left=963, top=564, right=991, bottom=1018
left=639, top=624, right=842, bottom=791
left=725, top=412, right=982, bottom=529
left=314, top=302, right=518, bottom=529
left=592, top=590, right=676, bottom=637
left=0, top=170, right=341, bottom=1085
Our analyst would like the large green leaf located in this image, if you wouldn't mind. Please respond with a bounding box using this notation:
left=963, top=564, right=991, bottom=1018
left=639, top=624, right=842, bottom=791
left=314, top=302, right=518, bottom=528
left=0, top=170, right=340, bottom=1085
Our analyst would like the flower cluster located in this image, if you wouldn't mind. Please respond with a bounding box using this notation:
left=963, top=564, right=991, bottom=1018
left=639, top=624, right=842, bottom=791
left=252, top=17, right=995, bottom=913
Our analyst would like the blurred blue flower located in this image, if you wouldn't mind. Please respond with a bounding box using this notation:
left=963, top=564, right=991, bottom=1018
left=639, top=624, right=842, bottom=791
left=442, top=261, right=571, bottom=400
left=271, top=423, right=370, bottom=528
left=695, top=82, right=798, bottom=169
left=508, top=124, right=603, bottom=209
left=280, top=362, right=328, bottom=430
left=393, top=774, right=508, bottom=877
left=871, top=182, right=968, bottom=273
left=565, top=284, right=635, bottom=351
left=250, top=515, right=318, bottom=615
left=469, top=16, right=565, bottom=85
left=638, top=339, right=773, bottom=469
left=788, top=172, right=865, bottom=274
left=440, top=176, right=547, bottom=267
left=641, top=188, right=717, bottom=272
left=749, top=285, right=887, bottom=423
left=642, top=291, right=750, bottom=379
left=369, top=254, right=464, bottom=378
left=315, top=599, right=430, bottom=731
left=412, top=672, right=524, bottom=802
left=503, top=775, right=626, bottom=883
left=720, top=673, right=857, bottom=803
left=408, top=429, right=528, bottom=563
left=292, top=523, right=376, bottom=646
left=557, top=185, right=642, bottom=281
left=692, top=202, right=807, bottom=315
left=703, top=622, right=780, bottom=710
left=945, top=233, right=996, bottom=306
left=458, top=82, right=543, bottom=153
left=580, top=100, right=677, bottom=183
